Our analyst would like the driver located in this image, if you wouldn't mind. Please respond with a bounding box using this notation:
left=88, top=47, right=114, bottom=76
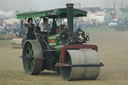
left=60, top=24, right=68, bottom=41
left=40, top=17, right=50, bottom=33
left=24, top=18, right=35, bottom=39
left=61, top=24, right=67, bottom=33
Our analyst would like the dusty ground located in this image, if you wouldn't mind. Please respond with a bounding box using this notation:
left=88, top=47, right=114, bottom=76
left=0, top=30, right=128, bottom=85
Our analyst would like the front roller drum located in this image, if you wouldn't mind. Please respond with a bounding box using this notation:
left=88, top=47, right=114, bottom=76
left=22, top=40, right=43, bottom=75
left=60, top=49, right=100, bottom=80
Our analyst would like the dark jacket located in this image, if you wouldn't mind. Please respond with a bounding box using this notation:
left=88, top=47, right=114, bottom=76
left=24, top=24, right=35, bottom=39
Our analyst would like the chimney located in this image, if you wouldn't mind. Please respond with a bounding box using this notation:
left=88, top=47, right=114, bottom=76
left=66, top=3, right=74, bottom=35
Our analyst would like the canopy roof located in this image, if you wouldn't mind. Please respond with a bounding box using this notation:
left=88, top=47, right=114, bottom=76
left=17, top=8, right=87, bottom=19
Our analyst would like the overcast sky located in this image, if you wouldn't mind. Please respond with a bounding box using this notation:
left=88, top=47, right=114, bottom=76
left=0, top=0, right=128, bottom=11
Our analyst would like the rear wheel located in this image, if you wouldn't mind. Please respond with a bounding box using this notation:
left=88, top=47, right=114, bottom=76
left=22, top=40, right=43, bottom=75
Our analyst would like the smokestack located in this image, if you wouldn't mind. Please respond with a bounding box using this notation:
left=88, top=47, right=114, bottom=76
left=66, top=3, right=74, bottom=35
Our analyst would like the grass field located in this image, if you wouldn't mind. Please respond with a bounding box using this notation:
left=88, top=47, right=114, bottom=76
left=0, top=27, right=128, bottom=85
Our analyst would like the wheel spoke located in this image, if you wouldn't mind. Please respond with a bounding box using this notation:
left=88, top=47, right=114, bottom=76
left=29, top=48, right=33, bottom=55
left=25, top=44, right=34, bottom=71
left=27, top=61, right=31, bottom=69
left=28, top=45, right=31, bottom=54
left=30, top=49, right=33, bottom=55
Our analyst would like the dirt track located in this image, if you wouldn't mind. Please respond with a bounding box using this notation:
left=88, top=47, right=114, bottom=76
left=0, top=31, right=128, bottom=85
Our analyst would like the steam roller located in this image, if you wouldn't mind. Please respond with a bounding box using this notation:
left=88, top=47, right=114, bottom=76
left=22, top=40, right=103, bottom=80
left=11, top=37, right=23, bottom=48
left=17, top=3, right=104, bottom=81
